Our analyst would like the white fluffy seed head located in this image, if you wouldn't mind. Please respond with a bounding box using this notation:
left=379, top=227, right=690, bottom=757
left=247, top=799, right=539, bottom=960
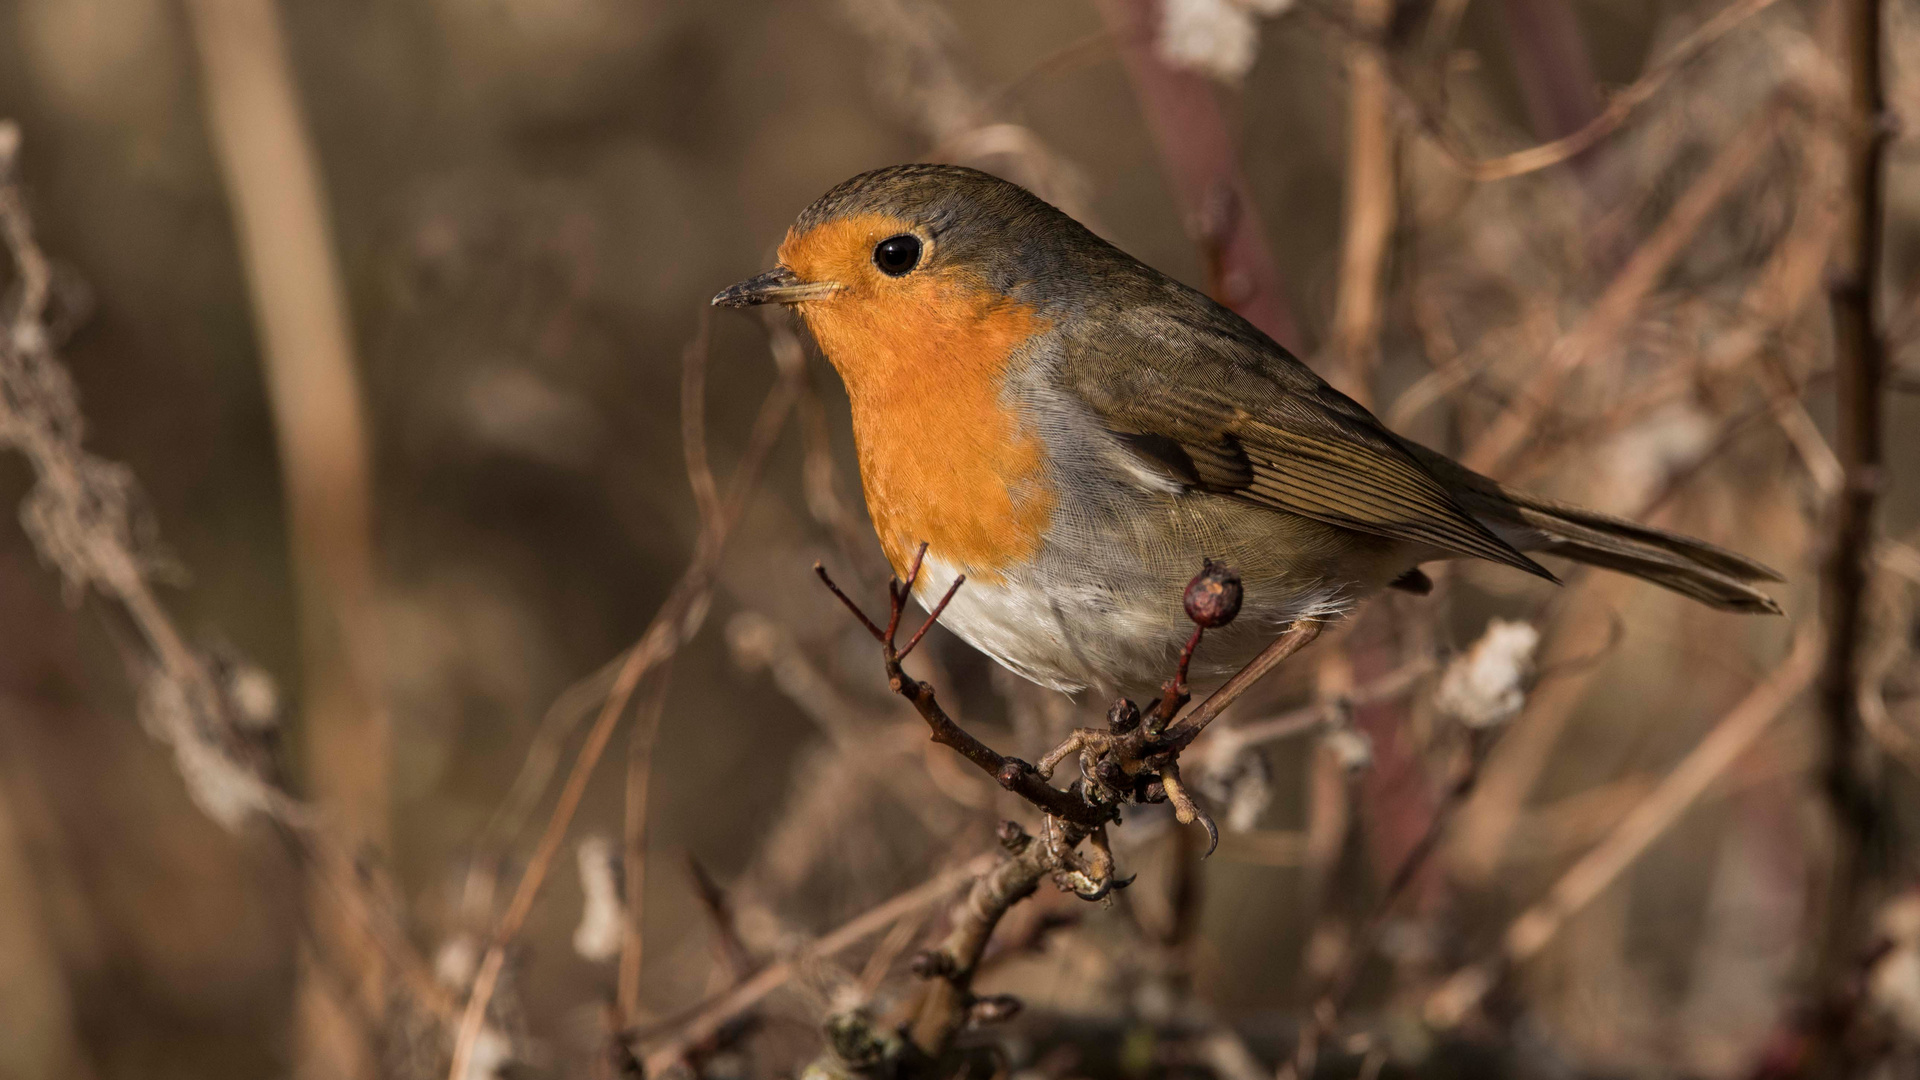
left=1434, top=619, right=1541, bottom=729
left=572, top=834, right=624, bottom=962
left=1157, top=0, right=1260, bottom=80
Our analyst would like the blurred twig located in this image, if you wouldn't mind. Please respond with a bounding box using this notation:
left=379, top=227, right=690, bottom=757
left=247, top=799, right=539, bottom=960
left=841, top=0, right=1094, bottom=220
left=1412, top=0, right=1788, bottom=182
left=1427, top=624, right=1824, bottom=1028
left=0, top=120, right=463, bottom=1060
left=1093, top=0, right=1303, bottom=351
left=1462, top=97, right=1784, bottom=475
left=1329, top=0, right=1400, bottom=407
left=1812, top=0, right=1892, bottom=1044
left=180, top=0, right=390, bottom=1068
left=448, top=321, right=806, bottom=1080
left=640, top=854, right=998, bottom=1073
left=1287, top=726, right=1494, bottom=1077
left=686, top=854, right=758, bottom=985
left=617, top=667, right=675, bottom=1022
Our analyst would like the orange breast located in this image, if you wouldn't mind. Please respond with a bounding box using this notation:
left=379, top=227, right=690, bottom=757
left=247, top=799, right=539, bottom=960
left=785, top=223, right=1055, bottom=581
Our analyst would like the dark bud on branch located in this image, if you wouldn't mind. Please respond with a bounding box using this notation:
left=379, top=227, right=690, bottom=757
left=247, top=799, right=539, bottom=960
left=1184, top=559, right=1243, bottom=628
left=995, top=757, right=1034, bottom=790
left=1107, top=698, right=1141, bottom=734
left=997, top=820, right=1033, bottom=853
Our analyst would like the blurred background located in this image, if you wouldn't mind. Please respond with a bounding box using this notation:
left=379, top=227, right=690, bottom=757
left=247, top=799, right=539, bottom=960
left=0, top=0, right=1916, bottom=1077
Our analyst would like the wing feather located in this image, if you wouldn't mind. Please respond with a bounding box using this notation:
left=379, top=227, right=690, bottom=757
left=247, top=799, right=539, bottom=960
left=1066, top=314, right=1553, bottom=579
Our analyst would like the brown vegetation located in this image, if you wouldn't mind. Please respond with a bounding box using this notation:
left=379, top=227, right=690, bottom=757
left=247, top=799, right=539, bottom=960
left=0, top=1, right=1917, bottom=1078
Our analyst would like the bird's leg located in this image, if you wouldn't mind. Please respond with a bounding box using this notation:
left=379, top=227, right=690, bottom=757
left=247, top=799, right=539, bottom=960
left=1035, top=730, right=1100, bottom=781
left=1050, top=821, right=1129, bottom=901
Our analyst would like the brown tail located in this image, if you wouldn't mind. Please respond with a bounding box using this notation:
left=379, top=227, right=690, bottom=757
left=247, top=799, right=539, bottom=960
left=1399, top=440, right=1785, bottom=615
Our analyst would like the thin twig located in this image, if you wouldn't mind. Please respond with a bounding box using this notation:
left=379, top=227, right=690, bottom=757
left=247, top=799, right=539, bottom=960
left=899, top=573, right=965, bottom=661
left=814, top=561, right=1107, bottom=827
left=617, top=666, right=675, bottom=1023
left=1286, top=732, right=1489, bottom=1076
left=1164, top=621, right=1326, bottom=748
left=686, top=854, right=757, bottom=984
left=1203, top=656, right=1435, bottom=771
left=1329, top=0, right=1400, bottom=407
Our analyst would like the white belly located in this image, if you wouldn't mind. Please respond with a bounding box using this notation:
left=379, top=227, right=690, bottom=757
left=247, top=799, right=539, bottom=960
left=912, top=552, right=1358, bottom=696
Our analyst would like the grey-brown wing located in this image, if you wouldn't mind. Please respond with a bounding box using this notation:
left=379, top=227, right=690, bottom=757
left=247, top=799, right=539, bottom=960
left=1064, top=314, right=1553, bottom=579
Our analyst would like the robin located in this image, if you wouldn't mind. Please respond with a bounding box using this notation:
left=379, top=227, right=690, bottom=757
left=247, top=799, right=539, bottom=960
left=714, top=164, right=1781, bottom=695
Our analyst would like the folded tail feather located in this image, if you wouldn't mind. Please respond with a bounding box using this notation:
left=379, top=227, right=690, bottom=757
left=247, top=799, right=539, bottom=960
left=1497, top=491, right=1783, bottom=614
left=1396, top=439, right=1784, bottom=615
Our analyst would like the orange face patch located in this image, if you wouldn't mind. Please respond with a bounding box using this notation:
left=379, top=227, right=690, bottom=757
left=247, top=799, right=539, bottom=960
left=779, top=214, right=1055, bottom=582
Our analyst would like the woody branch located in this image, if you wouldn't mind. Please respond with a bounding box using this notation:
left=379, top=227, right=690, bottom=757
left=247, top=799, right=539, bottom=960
left=811, top=545, right=1323, bottom=1068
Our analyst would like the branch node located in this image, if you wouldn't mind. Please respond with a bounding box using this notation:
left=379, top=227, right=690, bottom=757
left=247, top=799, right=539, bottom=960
left=995, top=757, right=1035, bottom=791
left=909, top=949, right=958, bottom=980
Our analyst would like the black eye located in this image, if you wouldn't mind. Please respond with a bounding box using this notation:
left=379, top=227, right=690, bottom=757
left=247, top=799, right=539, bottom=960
left=872, top=234, right=922, bottom=276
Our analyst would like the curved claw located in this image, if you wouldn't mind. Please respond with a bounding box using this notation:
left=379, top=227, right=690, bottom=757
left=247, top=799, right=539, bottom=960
left=1063, top=868, right=1117, bottom=902
left=1159, top=763, right=1220, bottom=857
left=1190, top=804, right=1220, bottom=858
left=1060, top=823, right=1125, bottom=901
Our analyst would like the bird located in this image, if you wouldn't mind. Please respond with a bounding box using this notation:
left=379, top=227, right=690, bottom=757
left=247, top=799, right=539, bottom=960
left=714, top=164, right=1782, bottom=696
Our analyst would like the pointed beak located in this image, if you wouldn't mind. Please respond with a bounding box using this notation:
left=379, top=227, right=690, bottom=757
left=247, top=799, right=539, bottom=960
left=711, top=266, right=842, bottom=308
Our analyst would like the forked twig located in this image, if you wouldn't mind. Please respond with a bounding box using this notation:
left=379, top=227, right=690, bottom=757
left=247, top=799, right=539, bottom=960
left=448, top=321, right=806, bottom=1080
